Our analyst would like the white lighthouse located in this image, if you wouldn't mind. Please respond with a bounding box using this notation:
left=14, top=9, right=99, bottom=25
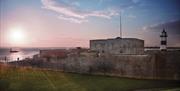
left=160, top=29, right=168, bottom=51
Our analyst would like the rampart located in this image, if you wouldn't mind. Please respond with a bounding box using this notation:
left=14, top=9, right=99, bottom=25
left=12, top=50, right=180, bottom=80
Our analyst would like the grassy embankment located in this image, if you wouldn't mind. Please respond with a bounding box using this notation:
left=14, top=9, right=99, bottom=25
left=0, top=64, right=179, bottom=91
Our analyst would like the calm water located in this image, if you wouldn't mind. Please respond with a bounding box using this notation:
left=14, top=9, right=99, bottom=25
left=0, top=48, right=39, bottom=62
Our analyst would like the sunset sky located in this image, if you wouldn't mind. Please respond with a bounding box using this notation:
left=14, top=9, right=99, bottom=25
left=0, top=0, right=180, bottom=48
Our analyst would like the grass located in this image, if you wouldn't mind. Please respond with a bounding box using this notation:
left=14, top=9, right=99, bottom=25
left=0, top=64, right=179, bottom=91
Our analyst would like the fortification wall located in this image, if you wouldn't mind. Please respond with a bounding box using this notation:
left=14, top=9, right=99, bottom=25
left=13, top=51, right=180, bottom=80
left=90, top=38, right=144, bottom=55
left=54, top=54, right=156, bottom=79
left=152, top=51, right=180, bottom=80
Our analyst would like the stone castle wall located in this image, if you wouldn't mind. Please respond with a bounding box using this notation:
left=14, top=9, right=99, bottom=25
left=151, top=51, right=180, bottom=80
left=90, top=38, right=144, bottom=55
left=15, top=50, right=180, bottom=80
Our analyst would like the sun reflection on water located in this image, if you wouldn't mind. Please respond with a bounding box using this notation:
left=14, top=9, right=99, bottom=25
left=10, top=52, right=24, bottom=61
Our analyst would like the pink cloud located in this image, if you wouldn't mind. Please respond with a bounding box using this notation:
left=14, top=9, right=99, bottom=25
left=41, top=0, right=119, bottom=23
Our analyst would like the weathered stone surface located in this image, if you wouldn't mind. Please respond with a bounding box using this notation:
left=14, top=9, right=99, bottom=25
left=12, top=51, right=180, bottom=80
left=90, top=38, right=144, bottom=55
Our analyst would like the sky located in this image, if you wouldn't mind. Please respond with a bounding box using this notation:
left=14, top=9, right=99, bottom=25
left=0, top=0, right=180, bottom=48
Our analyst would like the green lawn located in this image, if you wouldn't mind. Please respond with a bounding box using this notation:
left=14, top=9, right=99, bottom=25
left=0, top=65, right=179, bottom=91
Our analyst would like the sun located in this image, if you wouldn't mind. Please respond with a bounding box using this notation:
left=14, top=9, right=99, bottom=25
left=12, top=29, right=24, bottom=41
left=9, top=26, right=27, bottom=45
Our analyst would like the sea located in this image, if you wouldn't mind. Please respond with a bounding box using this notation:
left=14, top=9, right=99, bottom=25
left=0, top=48, right=39, bottom=62
left=0, top=47, right=72, bottom=62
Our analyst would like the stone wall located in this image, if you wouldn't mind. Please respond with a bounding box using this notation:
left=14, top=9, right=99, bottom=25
left=90, top=38, right=144, bottom=55
left=152, top=51, right=180, bottom=80
left=12, top=51, right=180, bottom=80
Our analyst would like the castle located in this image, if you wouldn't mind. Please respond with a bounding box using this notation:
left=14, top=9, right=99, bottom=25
left=90, top=37, right=144, bottom=55
left=13, top=29, right=180, bottom=80
left=90, top=29, right=168, bottom=54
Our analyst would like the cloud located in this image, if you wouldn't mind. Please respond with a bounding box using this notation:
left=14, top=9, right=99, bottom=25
left=132, top=0, right=141, bottom=4
left=41, top=0, right=119, bottom=23
left=143, top=19, right=180, bottom=35
left=127, top=14, right=136, bottom=19
left=58, top=15, right=88, bottom=24
left=71, top=2, right=80, bottom=7
left=142, top=19, right=180, bottom=46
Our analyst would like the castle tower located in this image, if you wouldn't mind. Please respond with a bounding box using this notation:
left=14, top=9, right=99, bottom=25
left=160, top=29, right=168, bottom=51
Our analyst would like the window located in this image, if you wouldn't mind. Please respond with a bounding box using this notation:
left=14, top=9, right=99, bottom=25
left=119, top=49, right=123, bottom=53
left=102, top=50, right=104, bottom=53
